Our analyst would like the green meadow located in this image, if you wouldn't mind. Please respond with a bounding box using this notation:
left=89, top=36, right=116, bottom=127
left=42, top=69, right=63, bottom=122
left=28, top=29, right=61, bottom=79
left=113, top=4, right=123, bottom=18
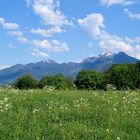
left=0, top=89, right=140, bottom=140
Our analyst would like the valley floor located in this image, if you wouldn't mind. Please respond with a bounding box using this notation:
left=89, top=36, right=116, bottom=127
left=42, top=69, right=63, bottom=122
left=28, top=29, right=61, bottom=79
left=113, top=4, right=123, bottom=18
left=0, top=89, right=140, bottom=140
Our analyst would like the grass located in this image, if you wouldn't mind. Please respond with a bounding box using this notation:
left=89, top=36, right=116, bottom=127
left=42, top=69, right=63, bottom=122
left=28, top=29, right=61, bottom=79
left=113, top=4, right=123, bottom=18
left=0, top=89, right=140, bottom=140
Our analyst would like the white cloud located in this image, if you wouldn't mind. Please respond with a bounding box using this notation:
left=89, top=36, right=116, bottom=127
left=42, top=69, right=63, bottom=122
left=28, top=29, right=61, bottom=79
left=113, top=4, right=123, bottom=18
left=32, top=39, right=69, bottom=53
left=8, top=30, right=29, bottom=44
left=125, top=36, right=140, bottom=44
left=27, top=0, right=73, bottom=38
left=31, top=39, right=69, bottom=58
left=17, top=37, right=29, bottom=44
left=0, top=17, right=19, bottom=30
left=78, top=13, right=140, bottom=59
left=99, top=32, right=133, bottom=52
left=27, top=0, right=73, bottom=27
left=99, top=32, right=140, bottom=59
left=32, top=39, right=51, bottom=49
left=133, top=45, right=140, bottom=59
left=31, top=26, right=64, bottom=37
left=50, top=40, right=69, bottom=52
left=78, top=13, right=104, bottom=38
left=124, top=9, right=140, bottom=20
left=8, top=30, right=23, bottom=36
left=31, top=48, right=49, bottom=58
left=100, top=0, right=136, bottom=6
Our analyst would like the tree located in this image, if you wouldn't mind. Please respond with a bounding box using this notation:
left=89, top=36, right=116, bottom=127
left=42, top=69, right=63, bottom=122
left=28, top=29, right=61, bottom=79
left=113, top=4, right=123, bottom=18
left=14, top=75, right=38, bottom=90
left=38, top=75, right=55, bottom=89
left=65, top=75, right=75, bottom=89
left=135, top=61, right=140, bottom=89
left=75, top=70, right=107, bottom=90
left=54, top=74, right=67, bottom=89
left=106, top=64, right=137, bottom=90
left=39, top=74, right=67, bottom=90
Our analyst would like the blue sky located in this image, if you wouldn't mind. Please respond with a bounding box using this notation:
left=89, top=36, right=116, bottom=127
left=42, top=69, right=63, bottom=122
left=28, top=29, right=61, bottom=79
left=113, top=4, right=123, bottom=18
left=0, top=0, right=140, bottom=68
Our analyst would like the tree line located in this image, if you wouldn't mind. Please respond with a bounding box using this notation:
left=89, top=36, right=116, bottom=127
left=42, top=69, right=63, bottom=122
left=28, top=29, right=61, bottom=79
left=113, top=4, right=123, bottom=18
left=14, top=62, right=140, bottom=90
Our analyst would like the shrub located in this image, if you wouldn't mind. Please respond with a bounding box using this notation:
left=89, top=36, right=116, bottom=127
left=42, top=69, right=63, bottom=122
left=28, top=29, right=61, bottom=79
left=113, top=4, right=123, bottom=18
left=39, top=74, right=67, bottom=90
left=14, top=75, right=38, bottom=90
left=106, top=63, right=139, bottom=90
left=75, top=70, right=107, bottom=90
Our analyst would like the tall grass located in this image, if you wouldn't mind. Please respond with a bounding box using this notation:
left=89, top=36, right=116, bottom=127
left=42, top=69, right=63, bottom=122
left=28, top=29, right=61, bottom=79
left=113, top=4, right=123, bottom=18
left=0, top=89, right=140, bottom=140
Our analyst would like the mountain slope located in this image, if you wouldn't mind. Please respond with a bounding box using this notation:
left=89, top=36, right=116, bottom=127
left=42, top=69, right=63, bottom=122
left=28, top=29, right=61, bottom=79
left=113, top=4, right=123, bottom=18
left=0, top=52, right=138, bottom=84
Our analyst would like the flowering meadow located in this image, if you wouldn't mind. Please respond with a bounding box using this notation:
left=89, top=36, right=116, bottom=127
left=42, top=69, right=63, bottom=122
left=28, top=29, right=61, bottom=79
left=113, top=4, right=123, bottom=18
left=0, top=89, right=140, bottom=140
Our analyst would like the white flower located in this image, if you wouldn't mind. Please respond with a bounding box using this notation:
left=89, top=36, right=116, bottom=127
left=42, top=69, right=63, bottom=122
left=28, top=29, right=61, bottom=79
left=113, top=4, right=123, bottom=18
left=1, top=109, right=4, bottom=112
left=116, top=137, right=121, bottom=140
left=113, top=108, right=117, bottom=111
left=33, top=109, right=39, bottom=113
left=106, top=129, right=109, bottom=133
left=49, top=106, right=52, bottom=110
left=4, top=97, right=8, bottom=102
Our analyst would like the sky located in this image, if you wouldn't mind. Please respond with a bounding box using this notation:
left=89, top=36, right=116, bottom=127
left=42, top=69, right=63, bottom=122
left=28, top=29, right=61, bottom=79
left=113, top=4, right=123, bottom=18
left=0, top=0, right=140, bottom=68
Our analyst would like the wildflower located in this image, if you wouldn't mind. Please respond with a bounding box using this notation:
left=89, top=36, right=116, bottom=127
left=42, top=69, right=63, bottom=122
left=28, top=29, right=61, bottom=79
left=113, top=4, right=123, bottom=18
left=33, top=109, right=39, bottom=113
left=1, top=109, right=4, bottom=112
left=106, top=129, right=109, bottom=133
left=48, top=106, right=52, bottom=110
left=116, top=137, right=121, bottom=140
left=113, top=108, right=117, bottom=111
left=4, top=97, right=8, bottom=102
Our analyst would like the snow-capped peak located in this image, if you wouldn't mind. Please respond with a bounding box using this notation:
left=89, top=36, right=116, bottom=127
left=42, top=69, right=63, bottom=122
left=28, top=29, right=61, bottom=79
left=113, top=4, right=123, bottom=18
left=41, top=59, right=56, bottom=64
left=99, top=51, right=113, bottom=58
left=82, top=57, right=96, bottom=63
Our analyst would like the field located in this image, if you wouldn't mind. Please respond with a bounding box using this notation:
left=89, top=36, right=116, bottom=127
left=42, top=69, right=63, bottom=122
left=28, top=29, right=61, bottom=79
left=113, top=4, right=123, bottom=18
left=0, top=89, right=140, bottom=140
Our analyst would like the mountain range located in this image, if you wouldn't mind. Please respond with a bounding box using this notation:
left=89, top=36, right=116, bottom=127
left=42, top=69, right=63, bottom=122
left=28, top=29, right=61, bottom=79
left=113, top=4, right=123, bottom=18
left=0, top=52, right=139, bottom=84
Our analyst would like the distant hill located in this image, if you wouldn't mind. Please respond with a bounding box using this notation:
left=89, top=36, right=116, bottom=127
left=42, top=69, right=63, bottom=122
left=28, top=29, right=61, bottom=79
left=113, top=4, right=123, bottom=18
left=0, top=52, right=138, bottom=84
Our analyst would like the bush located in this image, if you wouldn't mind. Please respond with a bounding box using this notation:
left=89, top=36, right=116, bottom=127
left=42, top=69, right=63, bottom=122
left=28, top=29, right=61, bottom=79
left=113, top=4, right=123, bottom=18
left=14, top=75, right=38, bottom=90
left=75, top=70, right=107, bottom=90
left=39, top=74, right=67, bottom=90
left=38, top=75, right=55, bottom=89
left=106, top=63, right=139, bottom=90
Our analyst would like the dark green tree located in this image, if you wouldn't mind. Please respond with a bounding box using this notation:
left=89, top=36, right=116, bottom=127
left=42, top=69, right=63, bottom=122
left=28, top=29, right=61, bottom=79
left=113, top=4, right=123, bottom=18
left=38, top=75, right=55, bottom=89
left=75, top=70, right=107, bottom=90
left=106, top=64, right=137, bottom=90
left=54, top=74, right=67, bottom=89
left=39, top=74, right=67, bottom=90
left=14, top=75, right=38, bottom=90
